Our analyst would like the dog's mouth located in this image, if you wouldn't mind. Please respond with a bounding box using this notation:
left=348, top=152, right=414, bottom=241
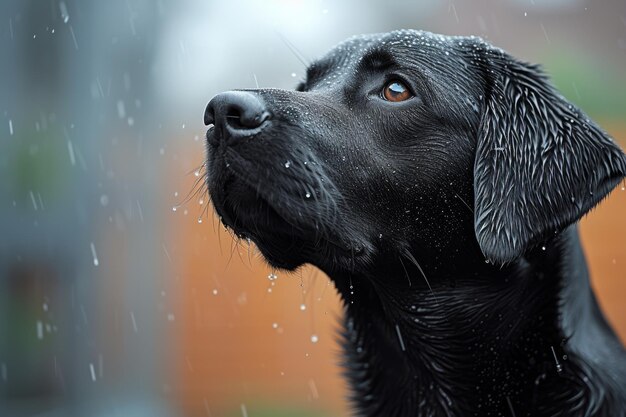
left=206, top=128, right=366, bottom=269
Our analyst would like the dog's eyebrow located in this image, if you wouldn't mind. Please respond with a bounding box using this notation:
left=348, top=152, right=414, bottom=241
left=298, top=49, right=396, bottom=91
left=299, top=60, right=334, bottom=91
left=357, top=49, right=396, bottom=72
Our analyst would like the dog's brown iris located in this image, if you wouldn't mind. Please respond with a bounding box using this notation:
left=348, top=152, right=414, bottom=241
left=382, top=81, right=412, bottom=102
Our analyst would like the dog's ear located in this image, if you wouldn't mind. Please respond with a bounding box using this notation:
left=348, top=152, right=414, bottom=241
left=473, top=46, right=626, bottom=264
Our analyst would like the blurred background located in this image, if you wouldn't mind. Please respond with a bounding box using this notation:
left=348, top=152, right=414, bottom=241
left=0, top=0, right=625, bottom=416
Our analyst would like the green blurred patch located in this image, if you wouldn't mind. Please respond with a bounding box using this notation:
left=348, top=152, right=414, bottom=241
left=541, top=48, right=626, bottom=120
left=8, top=126, right=71, bottom=206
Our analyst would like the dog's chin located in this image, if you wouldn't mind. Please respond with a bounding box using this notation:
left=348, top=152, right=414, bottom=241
left=210, top=176, right=370, bottom=272
left=218, top=186, right=308, bottom=270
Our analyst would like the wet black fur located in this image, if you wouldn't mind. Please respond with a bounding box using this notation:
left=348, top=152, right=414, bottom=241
left=204, top=30, right=626, bottom=416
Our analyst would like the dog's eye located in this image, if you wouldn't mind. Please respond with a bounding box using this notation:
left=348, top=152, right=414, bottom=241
left=382, top=81, right=412, bottom=102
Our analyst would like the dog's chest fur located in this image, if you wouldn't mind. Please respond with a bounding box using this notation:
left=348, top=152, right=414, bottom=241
left=337, top=233, right=624, bottom=417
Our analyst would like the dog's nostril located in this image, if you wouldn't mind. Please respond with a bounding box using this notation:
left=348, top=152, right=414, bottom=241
left=204, top=105, right=215, bottom=126
left=205, top=91, right=270, bottom=133
left=225, top=105, right=266, bottom=130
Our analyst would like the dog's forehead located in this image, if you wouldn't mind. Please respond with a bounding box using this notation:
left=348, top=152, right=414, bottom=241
left=307, top=29, right=480, bottom=87
left=332, top=31, right=455, bottom=62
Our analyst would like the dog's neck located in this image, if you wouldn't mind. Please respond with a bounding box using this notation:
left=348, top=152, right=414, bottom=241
left=328, top=227, right=624, bottom=416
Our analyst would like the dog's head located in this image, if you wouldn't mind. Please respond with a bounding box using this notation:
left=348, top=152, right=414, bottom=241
left=204, top=30, right=625, bottom=275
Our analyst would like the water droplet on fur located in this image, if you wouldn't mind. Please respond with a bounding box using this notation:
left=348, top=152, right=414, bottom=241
left=284, top=161, right=291, bottom=168
left=172, top=206, right=177, bottom=212
left=197, top=217, right=203, bottom=224
left=267, top=273, right=278, bottom=281
left=305, top=192, right=311, bottom=198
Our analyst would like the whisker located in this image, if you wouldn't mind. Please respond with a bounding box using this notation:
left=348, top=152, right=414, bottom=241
left=454, top=193, right=474, bottom=214
left=277, top=32, right=309, bottom=67
left=402, top=249, right=438, bottom=304
left=398, top=256, right=412, bottom=287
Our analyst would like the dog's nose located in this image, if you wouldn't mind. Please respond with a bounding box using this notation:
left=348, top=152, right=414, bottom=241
left=204, top=91, right=270, bottom=136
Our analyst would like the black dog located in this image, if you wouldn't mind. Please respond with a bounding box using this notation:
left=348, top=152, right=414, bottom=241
left=203, top=30, right=626, bottom=416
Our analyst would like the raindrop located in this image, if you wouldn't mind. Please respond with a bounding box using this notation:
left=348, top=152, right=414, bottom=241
left=272, top=322, right=279, bottom=329
left=130, top=311, right=138, bottom=333
left=36, top=321, right=44, bottom=340
left=212, top=289, right=218, bottom=295
left=267, top=273, right=278, bottom=281
left=311, top=334, right=319, bottom=343
left=172, top=206, right=177, bottom=212
left=117, top=100, right=126, bottom=119
left=305, top=192, right=311, bottom=198
left=167, top=313, right=175, bottom=322
left=291, top=72, right=297, bottom=77
left=90, top=242, right=99, bottom=266
left=197, top=217, right=203, bottom=224
left=100, top=194, right=109, bottom=206
left=59, top=1, right=70, bottom=23
left=8, top=120, right=13, bottom=136
left=300, top=303, right=306, bottom=311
